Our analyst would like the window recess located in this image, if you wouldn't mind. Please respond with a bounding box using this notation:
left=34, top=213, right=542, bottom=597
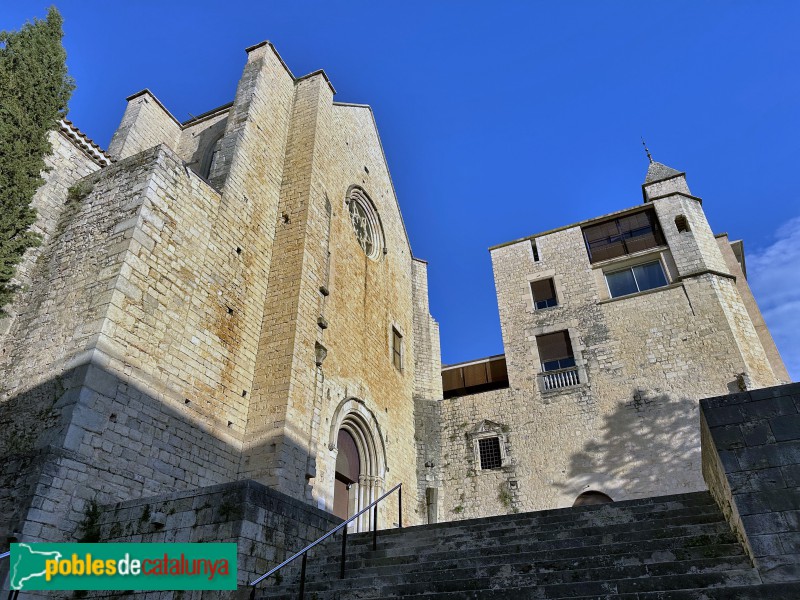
left=392, top=327, right=403, bottom=370
left=605, top=260, right=668, bottom=298
left=583, top=209, right=665, bottom=263
left=536, top=331, right=580, bottom=390
left=478, top=437, right=503, bottom=470
left=531, top=278, right=558, bottom=310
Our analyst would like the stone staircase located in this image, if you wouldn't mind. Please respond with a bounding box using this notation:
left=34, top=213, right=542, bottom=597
left=255, top=491, right=800, bottom=599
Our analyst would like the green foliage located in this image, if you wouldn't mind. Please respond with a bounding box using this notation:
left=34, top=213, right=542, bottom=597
left=139, top=504, right=151, bottom=523
left=78, top=499, right=102, bottom=542
left=498, top=484, right=513, bottom=508
left=0, top=7, right=74, bottom=312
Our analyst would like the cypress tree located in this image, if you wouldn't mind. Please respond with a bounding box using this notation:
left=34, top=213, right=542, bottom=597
left=0, top=7, right=74, bottom=312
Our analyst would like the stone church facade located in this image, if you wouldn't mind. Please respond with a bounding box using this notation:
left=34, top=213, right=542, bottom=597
left=0, top=41, right=789, bottom=580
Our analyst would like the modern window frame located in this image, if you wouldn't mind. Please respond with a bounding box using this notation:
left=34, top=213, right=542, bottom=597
left=582, top=208, right=666, bottom=264
left=536, top=330, right=575, bottom=372
left=531, top=278, right=558, bottom=311
left=533, top=326, right=587, bottom=393
left=604, top=259, right=669, bottom=299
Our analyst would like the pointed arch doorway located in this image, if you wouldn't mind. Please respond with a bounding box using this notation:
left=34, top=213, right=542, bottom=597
left=330, top=403, right=387, bottom=532
left=333, top=429, right=360, bottom=521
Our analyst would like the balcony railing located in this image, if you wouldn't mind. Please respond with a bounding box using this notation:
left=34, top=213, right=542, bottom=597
left=540, top=366, right=580, bottom=391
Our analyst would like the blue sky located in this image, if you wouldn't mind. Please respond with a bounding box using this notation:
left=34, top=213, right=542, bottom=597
left=4, top=2, right=798, bottom=380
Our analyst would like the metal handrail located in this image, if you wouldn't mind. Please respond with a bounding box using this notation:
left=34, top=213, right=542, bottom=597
left=249, top=482, right=402, bottom=598
left=3, top=550, right=19, bottom=600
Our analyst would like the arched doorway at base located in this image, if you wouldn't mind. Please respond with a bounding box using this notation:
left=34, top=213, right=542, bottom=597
left=333, top=429, right=360, bottom=521
left=573, top=491, right=614, bottom=506
left=329, top=402, right=387, bottom=532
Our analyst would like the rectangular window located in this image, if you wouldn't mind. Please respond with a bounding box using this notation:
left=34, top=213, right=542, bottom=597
left=606, top=261, right=668, bottom=298
left=392, top=327, right=403, bottom=370
left=531, top=240, right=540, bottom=262
left=478, top=437, right=502, bottom=470
left=531, top=278, right=558, bottom=310
left=583, top=209, right=665, bottom=263
left=536, top=331, right=576, bottom=372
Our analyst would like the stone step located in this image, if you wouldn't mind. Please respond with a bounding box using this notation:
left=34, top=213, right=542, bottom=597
left=338, top=507, right=728, bottom=554
left=264, top=554, right=755, bottom=596
left=261, top=567, right=761, bottom=599
left=303, top=532, right=739, bottom=577
left=295, top=543, right=748, bottom=583
left=356, top=521, right=733, bottom=562
left=251, top=491, right=776, bottom=600
left=344, top=501, right=724, bottom=544
left=365, top=582, right=800, bottom=600
left=345, top=492, right=718, bottom=544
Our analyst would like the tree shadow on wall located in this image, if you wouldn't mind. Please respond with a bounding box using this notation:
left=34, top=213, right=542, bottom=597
left=557, top=389, right=703, bottom=502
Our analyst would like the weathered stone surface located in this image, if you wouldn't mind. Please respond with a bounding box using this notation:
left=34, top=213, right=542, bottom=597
left=437, top=168, right=786, bottom=520
left=0, top=42, right=441, bottom=555
left=702, top=382, right=800, bottom=583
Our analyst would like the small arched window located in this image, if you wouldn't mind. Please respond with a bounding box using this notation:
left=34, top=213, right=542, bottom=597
left=573, top=491, right=613, bottom=506
left=675, top=215, right=691, bottom=233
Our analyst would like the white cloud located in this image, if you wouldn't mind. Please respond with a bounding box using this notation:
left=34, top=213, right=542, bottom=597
left=745, top=216, right=800, bottom=382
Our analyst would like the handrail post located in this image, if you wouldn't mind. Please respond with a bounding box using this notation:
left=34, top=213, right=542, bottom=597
left=398, top=484, right=403, bottom=528
left=249, top=482, right=402, bottom=592
left=340, top=525, right=348, bottom=579
left=372, top=504, right=378, bottom=551
left=298, top=552, right=307, bottom=600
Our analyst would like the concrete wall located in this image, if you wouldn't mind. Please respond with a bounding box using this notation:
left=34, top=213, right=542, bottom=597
left=701, top=382, right=800, bottom=583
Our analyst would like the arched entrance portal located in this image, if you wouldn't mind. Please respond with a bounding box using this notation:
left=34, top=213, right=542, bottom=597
left=573, top=491, right=614, bottom=506
left=330, top=402, right=387, bottom=532
left=333, top=430, right=360, bottom=521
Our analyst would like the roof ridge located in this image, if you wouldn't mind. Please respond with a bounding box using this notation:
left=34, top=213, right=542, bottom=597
left=59, top=119, right=112, bottom=166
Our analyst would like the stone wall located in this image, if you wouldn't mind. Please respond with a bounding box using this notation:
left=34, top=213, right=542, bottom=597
left=0, top=128, right=102, bottom=337
left=411, top=259, right=444, bottom=523
left=701, top=382, right=800, bottom=583
left=0, top=479, right=341, bottom=599
left=1, top=41, right=436, bottom=547
left=436, top=175, right=784, bottom=519
left=716, top=234, right=790, bottom=383
left=107, top=90, right=182, bottom=161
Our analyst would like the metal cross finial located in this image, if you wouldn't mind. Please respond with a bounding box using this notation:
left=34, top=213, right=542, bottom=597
left=641, top=138, right=653, bottom=163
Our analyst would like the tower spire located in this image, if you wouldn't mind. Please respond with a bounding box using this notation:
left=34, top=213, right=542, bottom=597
left=641, top=137, right=653, bottom=164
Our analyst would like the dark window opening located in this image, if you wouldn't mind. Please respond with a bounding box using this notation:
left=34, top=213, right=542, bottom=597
left=606, top=261, right=668, bottom=298
left=531, top=278, right=558, bottom=310
left=536, top=331, right=575, bottom=372
left=392, top=327, right=403, bottom=370
left=200, top=133, right=225, bottom=180
left=675, top=214, right=691, bottom=233
left=478, top=437, right=502, bottom=470
left=583, top=209, right=665, bottom=263
left=531, top=240, right=540, bottom=262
